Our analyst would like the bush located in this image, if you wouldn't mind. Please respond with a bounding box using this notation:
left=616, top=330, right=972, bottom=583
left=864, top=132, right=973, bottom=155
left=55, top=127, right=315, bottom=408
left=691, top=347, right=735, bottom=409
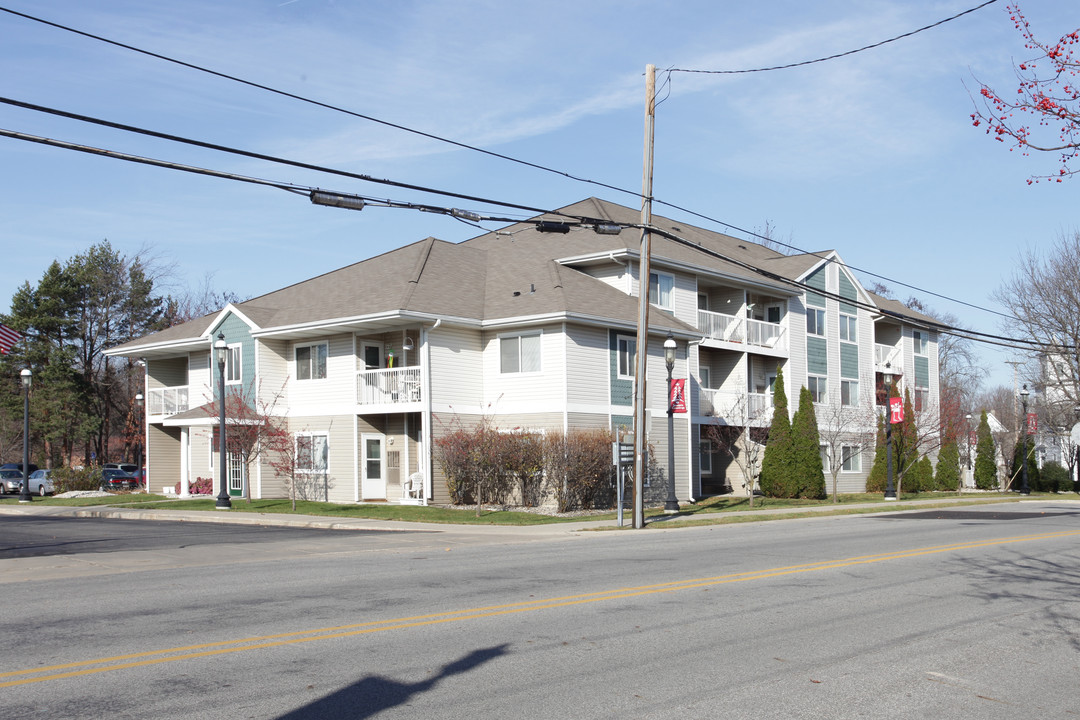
left=934, top=441, right=961, bottom=492
left=1037, top=461, right=1069, bottom=493
left=904, top=456, right=933, bottom=493
left=51, top=466, right=101, bottom=493
left=543, top=429, right=614, bottom=512
left=174, top=477, right=214, bottom=495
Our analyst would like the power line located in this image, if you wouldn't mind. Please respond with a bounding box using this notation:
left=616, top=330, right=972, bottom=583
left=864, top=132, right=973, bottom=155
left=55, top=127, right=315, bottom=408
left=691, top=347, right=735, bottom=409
left=0, top=6, right=1017, bottom=325
left=0, top=121, right=1048, bottom=354
left=668, top=0, right=999, bottom=75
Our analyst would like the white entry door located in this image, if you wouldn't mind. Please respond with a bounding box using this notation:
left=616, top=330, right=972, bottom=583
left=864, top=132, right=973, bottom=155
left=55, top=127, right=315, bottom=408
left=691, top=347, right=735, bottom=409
left=361, top=434, right=385, bottom=499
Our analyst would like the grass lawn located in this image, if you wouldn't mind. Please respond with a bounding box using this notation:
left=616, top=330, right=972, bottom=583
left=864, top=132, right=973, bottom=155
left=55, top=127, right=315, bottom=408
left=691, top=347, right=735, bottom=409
left=0, top=490, right=1044, bottom=527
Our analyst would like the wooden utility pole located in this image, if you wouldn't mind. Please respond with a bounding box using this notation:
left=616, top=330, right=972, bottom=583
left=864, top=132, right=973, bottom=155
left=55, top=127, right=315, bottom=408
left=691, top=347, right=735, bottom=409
left=632, top=64, right=656, bottom=529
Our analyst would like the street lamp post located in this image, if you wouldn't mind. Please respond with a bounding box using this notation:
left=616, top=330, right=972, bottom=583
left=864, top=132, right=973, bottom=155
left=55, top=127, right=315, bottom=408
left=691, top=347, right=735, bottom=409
left=1019, top=384, right=1030, bottom=496
left=19, top=368, right=32, bottom=503
left=883, top=363, right=897, bottom=501
left=1074, top=406, right=1080, bottom=494
left=965, top=413, right=973, bottom=490
left=215, top=333, right=232, bottom=509
left=663, top=333, right=679, bottom=514
left=135, top=393, right=145, bottom=492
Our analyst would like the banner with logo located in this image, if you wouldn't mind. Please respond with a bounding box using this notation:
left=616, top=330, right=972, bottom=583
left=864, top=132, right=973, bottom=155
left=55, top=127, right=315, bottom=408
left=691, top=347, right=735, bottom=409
left=889, top=396, right=904, bottom=424
left=1026, top=412, right=1038, bottom=436
left=670, top=379, right=687, bottom=413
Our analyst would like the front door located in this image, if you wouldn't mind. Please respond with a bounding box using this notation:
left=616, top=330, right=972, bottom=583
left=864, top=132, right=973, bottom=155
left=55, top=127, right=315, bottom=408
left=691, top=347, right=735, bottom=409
left=361, top=434, right=385, bottom=499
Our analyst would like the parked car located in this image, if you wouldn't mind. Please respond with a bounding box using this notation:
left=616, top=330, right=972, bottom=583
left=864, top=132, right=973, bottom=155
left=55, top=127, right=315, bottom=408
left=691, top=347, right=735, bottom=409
left=132, top=468, right=147, bottom=488
left=99, top=468, right=139, bottom=492
left=0, top=469, right=25, bottom=494
left=26, top=469, right=54, bottom=496
left=104, top=462, right=139, bottom=474
left=0, top=462, right=39, bottom=476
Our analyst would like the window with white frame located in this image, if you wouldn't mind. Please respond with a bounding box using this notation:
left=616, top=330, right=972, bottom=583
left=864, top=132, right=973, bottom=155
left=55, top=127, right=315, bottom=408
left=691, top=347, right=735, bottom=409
left=820, top=444, right=830, bottom=473
left=225, top=343, right=241, bottom=384
left=808, top=375, right=827, bottom=403
left=806, top=308, right=826, bottom=336
left=841, top=379, right=858, bottom=406
left=841, top=444, right=861, bottom=472
left=913, top=330, right=928, bottom=356
left=500, top=332, right=541, bottom=374
left=617, top=335, right=636, bottom=379
left=914, top=387, right=929, bottom=412
left=649, top=272, right=674, bottom=310
left=296, top=433, right=328, bottom=473
left=839, top=314, right=857, bottom=342
left=700, top=439, right=713, bottom=474
left=699, top=366, right=711, bottom=390
left=296, top=342, right=328, bottom=380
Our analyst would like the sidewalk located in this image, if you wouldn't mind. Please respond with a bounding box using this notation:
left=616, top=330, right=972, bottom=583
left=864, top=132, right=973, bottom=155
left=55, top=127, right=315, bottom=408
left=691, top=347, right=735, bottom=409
left=0, top=494, right=1054, bottom=537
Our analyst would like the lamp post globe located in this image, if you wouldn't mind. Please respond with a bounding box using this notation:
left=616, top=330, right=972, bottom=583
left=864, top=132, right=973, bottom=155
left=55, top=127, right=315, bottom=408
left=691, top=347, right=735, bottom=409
left=663, top=333, right=679, bottom=514
left=214, top=333, right=232, bottom=509
left=19, top=368, right=33, bottom=503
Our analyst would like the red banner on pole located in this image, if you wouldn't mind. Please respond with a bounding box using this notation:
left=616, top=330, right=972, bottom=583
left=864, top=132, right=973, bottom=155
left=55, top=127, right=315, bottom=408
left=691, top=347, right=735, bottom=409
left=889, top=396, right=904, bottom=424
left=1026, top=412, right=1038, bottom=435
left=670, top=379, right=687, bottom=413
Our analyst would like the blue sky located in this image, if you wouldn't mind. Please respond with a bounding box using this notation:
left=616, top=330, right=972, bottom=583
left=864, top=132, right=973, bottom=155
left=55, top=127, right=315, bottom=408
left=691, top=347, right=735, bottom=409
left=1, top=0, right=1075, bottom=391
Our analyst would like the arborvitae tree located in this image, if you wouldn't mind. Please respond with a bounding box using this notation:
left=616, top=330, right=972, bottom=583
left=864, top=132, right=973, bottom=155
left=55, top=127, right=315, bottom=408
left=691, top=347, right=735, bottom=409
left=1010, top=434, right=1041, bottom=492
left=865, top=413, right=888, bottom=493
left=906, top=455, right=934, bottom=493
left=934, top=441, right=962, bottom=492
left=1039, top=461, right=1069, bottom=493
left=790, top=386, right=826, bottom=499
left=759, top=366, right=792, bottom=499
left=974, top=410, right=998, bottom=490
left=892, top=388, right=920, bottom=493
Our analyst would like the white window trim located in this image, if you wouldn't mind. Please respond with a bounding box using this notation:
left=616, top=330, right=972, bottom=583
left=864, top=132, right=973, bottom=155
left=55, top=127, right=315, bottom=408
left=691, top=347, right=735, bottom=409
left=807, top=308, right=826, bottom=337
left=499, top=331, right=542, bottom=375
left=808, top=374, right=827, bottom=404
left=913, top=330, right=928, bottom=356
left=700, top=439, right=713, bottom=475
left=841, top=444, right=862, bottom=473
left=360, top=341, right=384, bottom=370
left=839, top=314, right=857, bottom=343
left=617, top=334, right=637, bottom=380
left=841, top=378, right=859, bottom=407
left=649, top=271, right=675, bottom=311
left=295, top=341, right=329, bottom=382
left=296, top=432, right=329, bottom=474
left=225, top=343, right=242, bottom=385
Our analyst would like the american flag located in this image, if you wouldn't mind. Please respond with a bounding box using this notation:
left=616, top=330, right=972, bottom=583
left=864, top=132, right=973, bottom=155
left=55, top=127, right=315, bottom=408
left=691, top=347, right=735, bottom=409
left=0, top=323, right=22, bottom=355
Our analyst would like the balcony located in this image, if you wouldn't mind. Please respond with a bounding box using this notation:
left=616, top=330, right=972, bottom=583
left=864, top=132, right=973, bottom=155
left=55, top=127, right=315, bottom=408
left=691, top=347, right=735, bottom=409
left=357, top=366, right=421, bottom=406
left=147, top=386, right=189, bottom=417
left=698, top=310, right=787, bottom=354
left=874, top=343, right=902, bottom=372
left=698, top=389, right=773, bottom=424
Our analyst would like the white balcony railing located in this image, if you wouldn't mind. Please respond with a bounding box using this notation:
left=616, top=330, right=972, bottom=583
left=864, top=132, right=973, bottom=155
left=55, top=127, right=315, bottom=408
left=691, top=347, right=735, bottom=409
left=357, top=366, right=422, bottom=405
left=698, top=310, right=786, bottom=352
left=875, top=343, right=902, bottom=370
left=698, top=389, right=773, bottom=423
left=148, top=386, right=190, bottom=416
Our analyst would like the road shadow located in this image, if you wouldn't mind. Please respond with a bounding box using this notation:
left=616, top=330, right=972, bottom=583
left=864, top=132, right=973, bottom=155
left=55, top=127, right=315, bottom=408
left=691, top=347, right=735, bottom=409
left=275, top=644, right=510, bottom=719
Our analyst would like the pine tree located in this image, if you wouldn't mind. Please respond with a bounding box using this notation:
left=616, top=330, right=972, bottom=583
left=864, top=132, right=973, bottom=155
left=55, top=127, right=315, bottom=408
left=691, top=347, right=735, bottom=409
left=974, top=410, right=998, bottom=490
left=934, top=441, right=962, bottom=492
left=759, top=366, right=792, bottom=499
left=790, top=386, right=826, bottom=499
left=865, top=413, right=888, bottom=493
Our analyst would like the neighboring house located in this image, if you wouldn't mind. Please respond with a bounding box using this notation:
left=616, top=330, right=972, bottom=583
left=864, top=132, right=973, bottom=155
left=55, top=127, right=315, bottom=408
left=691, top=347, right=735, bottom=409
left=106, top=198, right=941, bottom=504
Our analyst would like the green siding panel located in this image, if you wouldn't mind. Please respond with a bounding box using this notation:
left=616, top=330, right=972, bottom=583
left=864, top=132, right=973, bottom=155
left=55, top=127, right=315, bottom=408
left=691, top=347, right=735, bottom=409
left=840, top=342, right=859, bottom=379
left=915, top=356, right=929, bottom=387
left=838, top=271, right=857, bottom=314
left=805, top=266, right=826, bottom=308
left=807, top=336, right=828, bottom=375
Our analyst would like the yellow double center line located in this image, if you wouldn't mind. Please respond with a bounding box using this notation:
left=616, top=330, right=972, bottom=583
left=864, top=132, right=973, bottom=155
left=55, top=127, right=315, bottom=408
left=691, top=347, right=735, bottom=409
left=4, top=529, right=1077, bottom=688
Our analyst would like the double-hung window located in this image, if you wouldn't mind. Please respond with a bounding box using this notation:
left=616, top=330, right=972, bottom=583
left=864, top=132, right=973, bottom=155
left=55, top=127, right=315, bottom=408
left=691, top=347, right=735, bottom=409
left=225, top=344, right=242, bottom=384
left=808, top=375, right=827, bottom=403
left=500, top=332, right=541, bottom=374
left=296, top=342, right=328, bottom=380
left=807, top=308, right=826, bottom=336
left=839, top=314, right=857, bottom=343
left=296, top=433, right=328, bottom=473
left=649, top=272, right=674, bottom=310
left=913, top=330, right=928, bottom=356
left=841, top=379, right=858, bottom=406
left=841, top=445, right=861, bottom=472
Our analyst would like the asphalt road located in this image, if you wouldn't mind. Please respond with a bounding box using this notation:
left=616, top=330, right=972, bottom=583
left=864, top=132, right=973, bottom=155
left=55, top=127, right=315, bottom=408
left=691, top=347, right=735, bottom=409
left=1, top=501, right=1078, bottom=719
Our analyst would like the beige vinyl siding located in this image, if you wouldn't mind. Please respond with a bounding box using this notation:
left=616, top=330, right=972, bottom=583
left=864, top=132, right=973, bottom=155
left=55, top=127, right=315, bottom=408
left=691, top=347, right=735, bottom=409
left=698, top=286, right=744, bottom=314
left=188, top=350, right=212, bottom=406
left=429, top=410, right=485, bottom=504
left=484, top=323, right=564, bottom=412
left=429, top=326, right=483, bottom=410
left=566, top=412, right=611, bottom=430
left=147, top=424, right=181, bottom=493
left=565, top=325, right=609, bottom=413
left=147, top=357, right=187, bottom=390
left=257, top=338, right=289, bottom=408
left=289, top=333, right=353, bottom=414
left=581, top=261, right=630, bottom=294
left=273, top=415, right=354, bottom=503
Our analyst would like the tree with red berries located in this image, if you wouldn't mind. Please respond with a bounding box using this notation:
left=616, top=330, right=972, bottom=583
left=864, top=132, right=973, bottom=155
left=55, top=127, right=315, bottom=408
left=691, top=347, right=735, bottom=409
left=971, top=4, right=1080, bottom=183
